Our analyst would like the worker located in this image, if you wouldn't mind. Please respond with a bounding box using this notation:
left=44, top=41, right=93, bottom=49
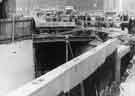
left=120, top=13, right=129, bottom=31
left=128, top=16, right=135, bottom=34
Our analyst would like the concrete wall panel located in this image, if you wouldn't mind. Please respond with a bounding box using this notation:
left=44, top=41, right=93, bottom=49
left=0, top=40, right=34, bottom=95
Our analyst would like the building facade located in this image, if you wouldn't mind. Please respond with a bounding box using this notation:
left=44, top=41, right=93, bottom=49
left=4, top=0, right=135, bottom=16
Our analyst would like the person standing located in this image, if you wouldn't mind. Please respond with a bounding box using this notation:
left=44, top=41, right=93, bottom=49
left=0, top=0, right=7, bottom=18
left=120, top=13, right=129, bottom=31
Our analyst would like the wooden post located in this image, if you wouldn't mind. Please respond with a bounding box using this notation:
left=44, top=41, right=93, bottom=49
left=114, top=49, right=121, bottom=83
left=33, top=44, right=37, bottom=78
left=65, top=36, right=70, bottom=96
left=80, top=81, right=85, bottom=96
left=66, top=39, right=69, bottom=62
left=65, top=35, right=69, bottom=62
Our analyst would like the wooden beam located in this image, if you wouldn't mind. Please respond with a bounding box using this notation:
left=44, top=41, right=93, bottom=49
left=33, top=35, right=93, bottom=43
left=6, top=39, right=118, bottom=96
left=114, top=49, right=121, bottom=82
left=114, top=45, right=130, bottom=82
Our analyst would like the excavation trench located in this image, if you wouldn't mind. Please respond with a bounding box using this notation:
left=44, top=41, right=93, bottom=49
left=34, top=41, right=93, bottom=77
left=34, top=41, right=131, bottom=96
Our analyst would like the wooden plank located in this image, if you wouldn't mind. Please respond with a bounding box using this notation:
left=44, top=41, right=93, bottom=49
left=114, top=45, right=130, bottom=82
left=114, top=49, right=121, bottom=82
left=36, top=22, right=76, bottom=28
left=6, top=39, right=118, bottom=96
left=33, top=38, right=92, bottom=43
left=33, top=35, right=93, bottom=43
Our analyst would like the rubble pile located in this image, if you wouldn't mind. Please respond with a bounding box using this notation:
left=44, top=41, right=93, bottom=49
left=99, top=56, right=135, bottom=96
left=120, top=57, right=135, bottom=96
left=99, top=82, right=120, bottom=96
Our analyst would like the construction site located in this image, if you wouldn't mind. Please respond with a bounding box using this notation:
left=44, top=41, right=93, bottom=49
left=0, top=0, right=135, bottom=96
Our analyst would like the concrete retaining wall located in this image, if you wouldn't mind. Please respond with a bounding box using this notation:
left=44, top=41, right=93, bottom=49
left=0, top=40, right=34, bottom=95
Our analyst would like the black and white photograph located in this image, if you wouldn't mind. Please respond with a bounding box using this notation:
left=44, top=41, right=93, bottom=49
left=0, top=0, right=135, bottom=96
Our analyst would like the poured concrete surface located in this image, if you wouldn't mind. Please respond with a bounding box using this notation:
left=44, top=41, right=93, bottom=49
left=6, top=39, right=118, bottom=96
left=0, top=40, right=34, bottom=95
